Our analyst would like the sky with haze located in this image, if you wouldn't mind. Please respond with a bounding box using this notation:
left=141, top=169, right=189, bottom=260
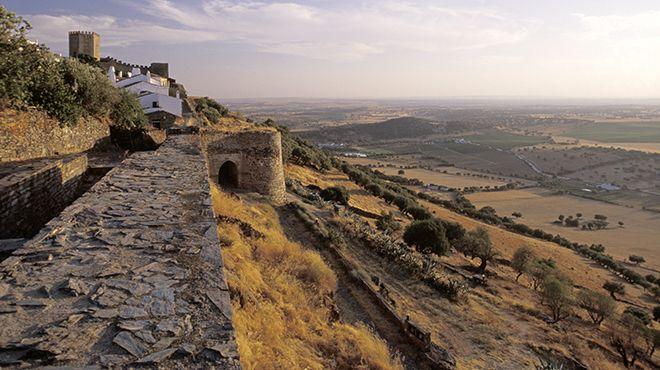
left=4, top=0, right=660, bottom=99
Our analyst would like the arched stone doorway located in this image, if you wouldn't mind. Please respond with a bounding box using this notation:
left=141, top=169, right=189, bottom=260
left=218, top=161, right=239, bottom=188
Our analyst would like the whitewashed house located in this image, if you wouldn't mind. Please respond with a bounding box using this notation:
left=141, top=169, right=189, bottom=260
left=108, top=66, right=182, bottom=128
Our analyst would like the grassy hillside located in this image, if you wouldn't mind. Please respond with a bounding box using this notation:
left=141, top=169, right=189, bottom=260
left=284, top=164, right=658, bottom=369
left=304, top=117, right=441, bottom=143
left=210, top=185, right=402, bottom=369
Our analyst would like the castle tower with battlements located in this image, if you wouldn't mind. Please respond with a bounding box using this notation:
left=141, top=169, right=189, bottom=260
left=68, top=31, right=100, bottom=60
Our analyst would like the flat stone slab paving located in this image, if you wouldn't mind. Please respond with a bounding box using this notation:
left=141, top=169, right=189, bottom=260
left=0, top=134, right=239, bottom=368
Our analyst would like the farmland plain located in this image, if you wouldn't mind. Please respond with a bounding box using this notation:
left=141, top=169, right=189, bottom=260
left=468, top=187, right=660, bottom=272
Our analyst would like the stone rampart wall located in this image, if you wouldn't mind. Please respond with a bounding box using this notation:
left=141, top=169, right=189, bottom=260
left=0, top=134, right=239, bottom=368
left=202, top=128, right=286, bottom=203
left=0, top=109, right=110, bottom=162
left=0, top=155, right=88, bottom=239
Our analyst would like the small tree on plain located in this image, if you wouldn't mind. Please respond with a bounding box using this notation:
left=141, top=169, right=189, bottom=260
left=511, top=246, right=535, bottom=282
left=576, top=290, right=615, bottom=326
left=603, top=281, right=625, bottom=300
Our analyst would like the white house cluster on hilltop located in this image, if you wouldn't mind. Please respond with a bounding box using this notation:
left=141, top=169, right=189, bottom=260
left=68, top=30, right=188, bottom=128
left=107, top=66, right=183, bottom=128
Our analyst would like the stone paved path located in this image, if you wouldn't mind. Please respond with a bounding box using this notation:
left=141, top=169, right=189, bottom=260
left=0, top=134, right=239, bottom=368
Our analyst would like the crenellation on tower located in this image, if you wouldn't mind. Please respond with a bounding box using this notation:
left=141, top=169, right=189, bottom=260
left=68, top=31, right=100, bottom=60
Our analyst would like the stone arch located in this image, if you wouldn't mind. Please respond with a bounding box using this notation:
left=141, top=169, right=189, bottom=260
left=218, top=160, right=239, bottom=188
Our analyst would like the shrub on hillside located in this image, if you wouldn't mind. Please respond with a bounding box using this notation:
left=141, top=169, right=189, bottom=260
left=403, top=219, right=449, bottom=255
left=623, top=306, right=651, bottom=326
left=263, top=119, right=334, bottom=170
left=195, top=96, right=229, bottom=124
left=376, top=211, right=400, bottom=234
left=603, top=281, right=625, bottom=300
left=320, top=186, right=350, bottom=205
left=111, top=89, right=148, bottom=131
left=405, top=205, right=432, bottom=220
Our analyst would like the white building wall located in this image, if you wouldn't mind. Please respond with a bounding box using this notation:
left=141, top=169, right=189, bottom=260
left=123, top=81, right=169, bottom=96
left=139, top=93, right=182, bottom=117
left=109, top=67, right=182, bottom=119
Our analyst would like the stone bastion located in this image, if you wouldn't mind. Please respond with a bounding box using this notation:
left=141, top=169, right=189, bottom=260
left=201, top=128, right=286, bottom=203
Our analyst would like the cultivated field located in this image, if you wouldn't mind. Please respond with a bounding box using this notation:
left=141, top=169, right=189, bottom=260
left=459, top=129, right=549, bottom=150
left=344, top=157, right=513, bottom=190
left=467, top=188, right=660, bottom=272
left=563, top=122, right=660, bottom=143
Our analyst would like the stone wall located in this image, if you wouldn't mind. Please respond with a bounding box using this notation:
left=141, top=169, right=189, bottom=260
left=0, top=134, right=239, bottom=368
left=201, top=128, right=286, bottom=203
left=0, top=154, right=88, bottom=239
left=0, top=109, right=110, bottom=162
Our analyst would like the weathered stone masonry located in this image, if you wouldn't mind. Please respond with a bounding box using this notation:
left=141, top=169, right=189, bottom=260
left=0, top=134, right=239, bottom=368
left=0, top=155, right=88, bottom=239
left=202, top=128, right=286, bottom=203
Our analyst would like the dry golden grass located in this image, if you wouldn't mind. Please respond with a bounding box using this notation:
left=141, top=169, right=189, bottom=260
left=210, top=184, right=402, bottom=370
left=286, top=164, right=400, bottom=217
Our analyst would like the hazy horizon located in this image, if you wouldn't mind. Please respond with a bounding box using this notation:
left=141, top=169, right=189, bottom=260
left=6, top=0, right=660, bottom=100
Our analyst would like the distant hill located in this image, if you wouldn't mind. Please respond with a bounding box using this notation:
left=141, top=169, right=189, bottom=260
left=303, top=117, right=441, bottom=143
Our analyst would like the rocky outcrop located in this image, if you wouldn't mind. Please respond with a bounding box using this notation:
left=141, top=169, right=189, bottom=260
left=0, top=134, right=239, bottom=368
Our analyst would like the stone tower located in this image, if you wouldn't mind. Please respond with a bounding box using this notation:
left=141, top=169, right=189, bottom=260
left=68, top=31, right=100, bottom=60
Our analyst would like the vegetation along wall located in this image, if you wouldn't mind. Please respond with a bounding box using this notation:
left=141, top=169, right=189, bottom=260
left=0, top=109, right=110, bottom=162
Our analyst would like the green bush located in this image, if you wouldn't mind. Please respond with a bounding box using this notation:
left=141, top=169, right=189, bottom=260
left=0, top=7, right=147, bottom=128
left=623, top=306, right=651, bottom=326
left=376, top=211, right=400, bottom=234
left=403, top=219, right=449, bottom=255
left=405, top=205, right=432, bottom=220
left=320, top=186, right=350, bottom=205
left=195, top=96, right=229, bottom=123
left=111, top=89, right=148, bottom=131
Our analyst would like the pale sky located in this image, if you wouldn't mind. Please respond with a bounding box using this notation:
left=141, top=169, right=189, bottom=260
left=5, top=0, right=660, bottom=99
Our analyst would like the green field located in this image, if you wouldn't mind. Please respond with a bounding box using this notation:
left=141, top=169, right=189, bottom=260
left=461, top=130, right=548, bottom=150
left=564, top=122, right=660, bottom=143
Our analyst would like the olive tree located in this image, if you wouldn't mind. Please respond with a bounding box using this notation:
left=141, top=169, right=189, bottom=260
left=609, top=314, right=648, bottom=368
left=540, top=276, right=573, bottom=323
left=576, top=290, right=615, bottom=326
left=511, top=245, right=535, bottom=282
left=603, top=281, right=625, bottom=300
left=403, top=219, right=449, bottom=256
left=456, top=227, right=498, bottom=273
